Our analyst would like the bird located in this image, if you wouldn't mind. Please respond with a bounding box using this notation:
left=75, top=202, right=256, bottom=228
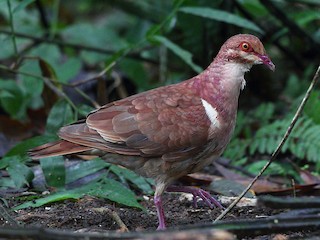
left=29, top=34, right=275, bottom=230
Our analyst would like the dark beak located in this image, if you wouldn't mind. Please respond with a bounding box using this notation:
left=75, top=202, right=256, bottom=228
left=259, top=54, right=275, bottom=71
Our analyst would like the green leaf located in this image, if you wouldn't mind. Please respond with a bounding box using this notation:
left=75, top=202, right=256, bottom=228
left=0, top=177, right=15, bottom=188
left=179, top=7, right=263, bottom=33
left=62, top=23, right=127, bottom=65
left=239, top=0, right=268, bottom=17
left=0, top=156, right=14, bottom=169
left=18, top=60, right=44, bottom=100
left=40, top=156, right=66, bottom=188
left=77, top=104, right=94, bottom=117
left=151, top=35, right=203, bottom=73
left=55, top=57, right=82, bottom=84
left=7, top=158, right=34, bottom=188
left=86, top=177, right=144, bottom=209
left=45, top=100, right=74, bottom=135
left=14, top=176, right=144, bottom=210
left=38, top=58, right=58, bottom=81
left=0, top=79, right=27, bottom=119
left=293, top=9, right=320, bottom=26
left=118, top=58, right=148, bottom=90
left=13, top=0, right=35, bottom=13
left=4, top=135, right=58, bottom=157
left=66, top=158, right=109, bottom=184
left=247, top=160, right=297, bottom=177
left=110, top=165, right=154, bottom=194
left=14, top=191, right=83, bottom=210
left=146, top=0, right=184, bottom=37
left=304, top=91, right=320, bottom=124
left=105, top=46, right=132, bottom=67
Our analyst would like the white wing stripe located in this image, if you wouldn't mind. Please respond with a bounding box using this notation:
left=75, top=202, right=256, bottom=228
left=201, top=99, right=220, bottom=128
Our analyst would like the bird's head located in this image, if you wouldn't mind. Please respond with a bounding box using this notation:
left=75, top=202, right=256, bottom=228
left=218, top=34, right=275, bottom=71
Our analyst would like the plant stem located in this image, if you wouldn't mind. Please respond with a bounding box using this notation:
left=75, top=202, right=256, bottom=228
left=50, top=0, right=60, bottom=39
left=6, top=0, right=18, bottom=58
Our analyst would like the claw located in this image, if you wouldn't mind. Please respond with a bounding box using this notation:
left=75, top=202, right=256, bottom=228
left=166, top=186, right=223, bottom=209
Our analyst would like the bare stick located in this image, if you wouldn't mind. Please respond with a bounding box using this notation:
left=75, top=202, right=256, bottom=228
left=214, top=64, right=320, bottom=222
left=92, top=207, right=129, bottom=232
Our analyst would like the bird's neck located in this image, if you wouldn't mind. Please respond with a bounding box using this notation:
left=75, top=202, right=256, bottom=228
left=193, top=59, right=251, bottom=120
left=207, top=59, right=251, bottom=92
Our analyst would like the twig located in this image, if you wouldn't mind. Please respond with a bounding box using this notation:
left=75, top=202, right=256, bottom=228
left=0, top=64, right=78, bottom=113
left=110, top=71, right=129, bottom=99
left=49, top=0, right=60, bottom=39
left=91, top=207, right=129, bottom=232
left=73, top=87, right=100, bottom=109
left=214, top=64, right=320, bottom=222
left=67, top=64, right=113, bottom=87
left=0, top=29, right=159, bottom=65
left=0, top=60, right=116, bottom=110
left=62, top=63, right=116, bottom=108
left=3, top=58, right=112, bottom=103
left=41, top=75, right=78, bottom=112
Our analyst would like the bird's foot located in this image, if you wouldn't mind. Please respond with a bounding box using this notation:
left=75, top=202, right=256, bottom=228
left=166, top=185, right=223, bottom=209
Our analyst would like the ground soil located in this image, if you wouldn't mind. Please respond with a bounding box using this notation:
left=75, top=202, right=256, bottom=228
left=1, top=192, right=319, bottom=239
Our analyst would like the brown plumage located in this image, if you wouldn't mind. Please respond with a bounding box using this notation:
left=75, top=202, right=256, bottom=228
left=29, top=34, right=275, bottom=229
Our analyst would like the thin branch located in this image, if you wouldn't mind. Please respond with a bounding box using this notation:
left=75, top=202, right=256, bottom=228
left=92, top=207, right=129, bottom=232
left=0, top=29, right=159, bottom=65
left=0, top=65, right=78, bottom=113
left=49, top=0, right=60, bottom=39
left=73, top=87, right=100, bottom=109
left=0, top=59, right=115, bottom=111
left=67, top=63, right=113, bottom=87
left=214, top=64, right=320, bottom=222
left=110, top=71, right=129, bottom=99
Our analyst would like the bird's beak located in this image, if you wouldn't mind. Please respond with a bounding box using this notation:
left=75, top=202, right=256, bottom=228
left=258, top=54, right=275, bottom=72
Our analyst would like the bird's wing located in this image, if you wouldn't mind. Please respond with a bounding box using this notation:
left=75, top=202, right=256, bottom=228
left=59, top=82, right=213, bottom=161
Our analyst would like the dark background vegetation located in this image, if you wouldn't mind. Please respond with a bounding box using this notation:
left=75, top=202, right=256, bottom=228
left=0, top=0, right=319, bottom=233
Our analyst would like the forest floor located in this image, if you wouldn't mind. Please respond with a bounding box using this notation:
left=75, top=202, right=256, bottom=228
left=1, top=191, right=320, bottom=239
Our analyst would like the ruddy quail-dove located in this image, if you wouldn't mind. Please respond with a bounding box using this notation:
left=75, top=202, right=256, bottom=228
left=30, top=34, right=275, bottom=229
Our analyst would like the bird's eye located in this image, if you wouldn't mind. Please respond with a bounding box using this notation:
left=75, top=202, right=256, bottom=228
left=241, top=42, right=250, bottom=51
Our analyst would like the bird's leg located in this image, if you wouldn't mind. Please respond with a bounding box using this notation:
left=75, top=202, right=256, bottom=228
left=154, top=195, right=166, bottom=230
left=166, top=186, right=223, bottom=209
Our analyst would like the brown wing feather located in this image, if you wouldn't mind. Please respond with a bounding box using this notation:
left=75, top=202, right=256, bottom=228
left=66, top=82, right=212, bottom=161
left=31, top=80, right=214, bottom=161
left=29, top=140, right=91, bottom=159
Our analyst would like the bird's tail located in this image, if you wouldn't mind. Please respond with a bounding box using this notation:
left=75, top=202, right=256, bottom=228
left=29, top=140, right=91, bottom=159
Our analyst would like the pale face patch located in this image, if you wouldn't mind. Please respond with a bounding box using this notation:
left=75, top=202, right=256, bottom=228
left=201, top=99, right=220, bottom=128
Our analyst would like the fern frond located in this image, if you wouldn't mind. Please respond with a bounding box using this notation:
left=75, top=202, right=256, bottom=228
left=250, top=116, right=320, bottom=163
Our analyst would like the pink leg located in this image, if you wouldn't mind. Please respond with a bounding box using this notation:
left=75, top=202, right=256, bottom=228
left=167, top=186, right=223, bottom=209
left=154, top=195, right=166, bottom=230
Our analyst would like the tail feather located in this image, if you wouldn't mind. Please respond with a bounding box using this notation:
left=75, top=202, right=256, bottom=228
left=29, top=140, right=92, bottom=159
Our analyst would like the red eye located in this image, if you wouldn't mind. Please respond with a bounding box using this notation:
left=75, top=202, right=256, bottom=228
left=240, top=42, right=251, bottom=52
